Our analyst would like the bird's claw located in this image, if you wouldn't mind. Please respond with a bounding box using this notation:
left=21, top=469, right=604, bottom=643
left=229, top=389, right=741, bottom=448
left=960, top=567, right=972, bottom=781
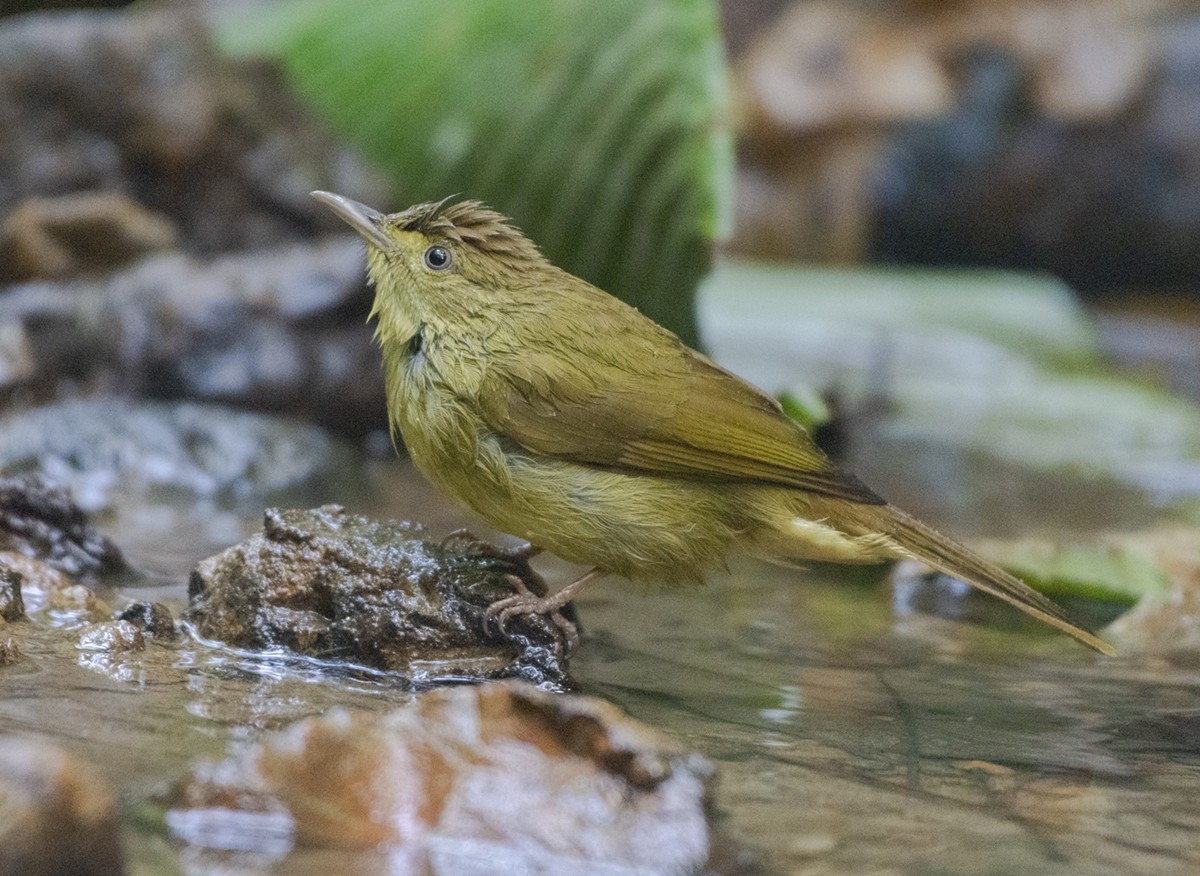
left=484, top=574, right=579, bottom=659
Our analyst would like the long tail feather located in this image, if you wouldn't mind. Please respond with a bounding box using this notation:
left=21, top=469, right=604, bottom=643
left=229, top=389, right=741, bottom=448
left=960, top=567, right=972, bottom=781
left=881, top=508, right=1116, bottom=656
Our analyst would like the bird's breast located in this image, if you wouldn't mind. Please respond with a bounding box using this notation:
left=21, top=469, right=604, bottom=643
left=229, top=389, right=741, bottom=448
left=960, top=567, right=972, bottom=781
left=386, top=328, right=489, bottom=491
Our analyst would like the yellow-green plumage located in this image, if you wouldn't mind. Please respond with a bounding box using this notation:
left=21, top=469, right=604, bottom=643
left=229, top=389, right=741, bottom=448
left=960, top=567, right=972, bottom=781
left=312, top=191, right=1114, bottom=656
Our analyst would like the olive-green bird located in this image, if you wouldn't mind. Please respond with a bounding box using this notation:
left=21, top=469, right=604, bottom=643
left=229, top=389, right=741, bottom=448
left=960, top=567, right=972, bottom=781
left=312, top=190, right=1114, bottom=657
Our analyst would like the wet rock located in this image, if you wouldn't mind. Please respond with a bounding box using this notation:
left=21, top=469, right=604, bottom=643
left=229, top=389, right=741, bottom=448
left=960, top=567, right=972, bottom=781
left=0, top=737, right=124, bottom=876
left=1105, top=527, right=1200, bottom=659
left=0, top=551, right=112, bottom=617
left=0, top=238, right=384, bottom=437
left=50, top=584, right=109, bottom=617
left=891, top=561, right=980, bottom=626
left=170, top=681, right=737, bottom=874
left=185, top=506, right=571, bottom=688
left=0, top=320, right=33, bottom=391
left=0, top=8, right=388, bottom=258
left=0, top=399, right=358, bottom=512
left=0, top=7, right=393, bottom=435
left=77, top=619, right=145, bottom=653
left=117, top=601, right=176, bottom=641
left=0, top=475, right=127, bottom=577
left=0, top=191, right=177, bottom=282
left=0, top=564, right=23, bottom=621
left=0, top=636, right=18, bottom=666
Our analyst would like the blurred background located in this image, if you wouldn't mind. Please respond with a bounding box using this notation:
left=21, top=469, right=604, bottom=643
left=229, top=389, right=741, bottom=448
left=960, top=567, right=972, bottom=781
left=3, top=0, right=1200, bottom=542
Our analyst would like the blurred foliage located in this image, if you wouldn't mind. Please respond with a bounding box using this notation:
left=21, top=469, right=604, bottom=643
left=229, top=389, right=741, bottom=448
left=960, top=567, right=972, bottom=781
left=217, top=0, right=733, bottom=346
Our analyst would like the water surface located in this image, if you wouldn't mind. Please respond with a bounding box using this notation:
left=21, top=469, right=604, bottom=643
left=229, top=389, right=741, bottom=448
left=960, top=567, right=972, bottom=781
left=2, top=457, right=1198, bottom=875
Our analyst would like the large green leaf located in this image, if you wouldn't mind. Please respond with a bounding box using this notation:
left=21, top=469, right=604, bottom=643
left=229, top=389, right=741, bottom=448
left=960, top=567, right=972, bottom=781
left=217, top=0, right=732, bottom=346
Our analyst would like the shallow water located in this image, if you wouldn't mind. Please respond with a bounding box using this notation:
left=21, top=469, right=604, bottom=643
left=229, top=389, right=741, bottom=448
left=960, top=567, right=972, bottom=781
left=2, top=456, right=1199, bottom=875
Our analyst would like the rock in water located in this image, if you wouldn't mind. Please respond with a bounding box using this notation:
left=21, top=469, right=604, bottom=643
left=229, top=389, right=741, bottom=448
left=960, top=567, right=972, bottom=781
left=0, top=475, right=127, bottom=578
left=184, top=506, right=572, bottom=688
left=169, top=681, right=744, bottom=874
left=0, top=240, right=384, bottom=437
left=116, top=601, right=177, bottom=641
left=0, top=399, right=356, bottom=511
left=0, top=738, right=125, bottom=876
left=0, top=564, right=23, bottom=621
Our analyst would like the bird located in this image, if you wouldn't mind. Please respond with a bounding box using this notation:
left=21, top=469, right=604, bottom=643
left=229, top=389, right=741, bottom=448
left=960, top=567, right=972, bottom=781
left=311, top=190, right=1115, bottom=658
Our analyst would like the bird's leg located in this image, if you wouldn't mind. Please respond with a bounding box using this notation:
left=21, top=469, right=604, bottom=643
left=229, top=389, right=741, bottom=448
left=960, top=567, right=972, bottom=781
left=485, top=568, right=604, bottom=658
left=441, top=529, right=547, bottom=595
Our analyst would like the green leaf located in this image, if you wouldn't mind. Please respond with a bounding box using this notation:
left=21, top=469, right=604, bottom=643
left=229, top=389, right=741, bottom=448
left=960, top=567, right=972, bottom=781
left=216, top=0, right=732, bottom=346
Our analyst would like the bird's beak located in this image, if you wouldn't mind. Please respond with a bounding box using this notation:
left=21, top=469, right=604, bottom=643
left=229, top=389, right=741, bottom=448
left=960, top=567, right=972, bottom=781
left=310, top=191, right=394, bottom=250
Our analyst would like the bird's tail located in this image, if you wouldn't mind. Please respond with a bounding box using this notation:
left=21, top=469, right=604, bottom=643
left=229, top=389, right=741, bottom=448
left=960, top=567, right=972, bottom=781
left=880, top=507, right=1115, bottom=655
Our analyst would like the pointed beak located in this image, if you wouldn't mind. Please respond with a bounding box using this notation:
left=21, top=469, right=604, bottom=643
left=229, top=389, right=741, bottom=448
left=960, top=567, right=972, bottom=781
left=310, top=191, right=394, bottom=250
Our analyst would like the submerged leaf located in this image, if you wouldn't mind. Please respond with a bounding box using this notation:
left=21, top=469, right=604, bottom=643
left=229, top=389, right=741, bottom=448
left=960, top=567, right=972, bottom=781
left=216, top=0, right=732, bottom=345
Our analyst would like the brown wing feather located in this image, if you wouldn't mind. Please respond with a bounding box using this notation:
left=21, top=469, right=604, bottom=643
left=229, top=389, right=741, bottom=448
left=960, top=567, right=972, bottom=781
left=479, top=331, right=884, bottom=505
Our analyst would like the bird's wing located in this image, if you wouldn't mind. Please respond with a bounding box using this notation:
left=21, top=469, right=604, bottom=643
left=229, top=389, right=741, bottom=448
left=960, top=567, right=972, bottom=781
left=477, top=334, right=884, bottom=505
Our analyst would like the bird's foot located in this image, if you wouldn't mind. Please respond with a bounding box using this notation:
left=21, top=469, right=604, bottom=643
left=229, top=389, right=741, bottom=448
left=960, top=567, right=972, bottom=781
left=484, top=568, right=602, bottom=660
left=486, top=575, right=579, bottom=658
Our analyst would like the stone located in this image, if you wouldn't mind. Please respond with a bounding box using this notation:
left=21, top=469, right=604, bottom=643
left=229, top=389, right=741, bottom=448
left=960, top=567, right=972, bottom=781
left=0, top=636, right=18, bottom=666
left=0, top=475, right=127, bottom=578
left=0, top=191, right=177, bottom=282
left=0, top=564, right=23, bottom=621
left=0, top=8, right=388, bottom=257
left=0, top=737, right=124, bottom=876
left=170, top=681, right=735, bottom=874
left=51, top=584, right=107, bottom=616
left=77, top=620, right=145, bottom=653
left=0, top=399, right=359, bottom=512
left=117, top=601, right=176, bottom=641
left=0, top=240, right=384, bottom=439
left=1105, top=527, right=1200, bottom=659
left=0, top=551, right=79, bottom=615
left=184, top=506, right=572, bottom=688
left=0, top=8, right=390, bottom=435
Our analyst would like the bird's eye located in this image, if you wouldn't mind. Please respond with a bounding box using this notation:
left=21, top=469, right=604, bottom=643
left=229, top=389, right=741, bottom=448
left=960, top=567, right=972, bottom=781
left=423, top=245, right=453, bottom=271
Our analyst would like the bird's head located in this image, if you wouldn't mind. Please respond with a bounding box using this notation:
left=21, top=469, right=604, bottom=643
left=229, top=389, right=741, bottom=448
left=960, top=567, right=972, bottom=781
left=311, top=192, right=545, bottom=289
left=311, top=190, right=548, bottom=335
